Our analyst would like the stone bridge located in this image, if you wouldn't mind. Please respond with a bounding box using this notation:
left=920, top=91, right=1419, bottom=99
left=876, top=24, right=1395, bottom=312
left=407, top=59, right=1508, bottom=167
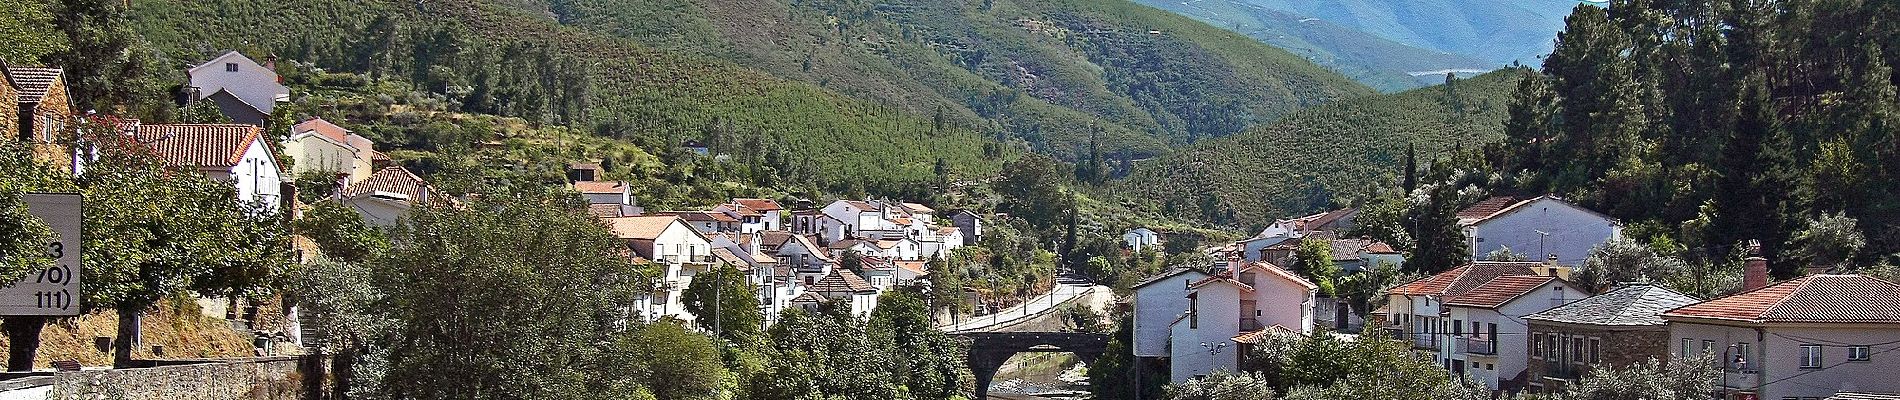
left=955, top=331, right=1110, bottom=399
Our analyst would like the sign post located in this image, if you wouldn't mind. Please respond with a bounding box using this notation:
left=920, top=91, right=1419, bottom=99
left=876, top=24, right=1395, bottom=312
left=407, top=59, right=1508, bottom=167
left=0, top=193, right=82, bottom=316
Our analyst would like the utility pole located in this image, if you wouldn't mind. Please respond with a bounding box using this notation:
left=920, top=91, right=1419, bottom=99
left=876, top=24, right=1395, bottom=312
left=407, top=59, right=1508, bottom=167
left=713, top=263, right=722, bottom=338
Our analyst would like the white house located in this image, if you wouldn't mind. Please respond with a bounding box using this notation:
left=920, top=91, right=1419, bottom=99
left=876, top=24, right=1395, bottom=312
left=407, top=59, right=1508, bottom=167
left=132, top=123, right=283, bottom=213
left=1167, top=260, right=1317, bottom=382
left=338, top=166, right=451, bottom=226
left=607, top=216, right=717, bottom=323
left=713, top=202, right=774, bottom=234
left=1439, top=275, right=1585, bottom=391
left=873, top=238, right=923, bottom=261
left=1237, top=220, right=1303, bottom=262
left=822, top=200, right=906, bottom=239
left=1131, top=267, right=1212, bottom=359
left=187, top=51, right=289, bottom=125
left=1384, top=262, right=1554, bottom=351
left=807, top=269, right=880, bottom=317
left=1124, top=227, right=1161, bottom=253
left=791, top=210, right=848, bottom=245
left=730, top=198, right=786, bottom=231
left=283, top=118, right=376, bottom=183
left=1661, top=254, right=1900, bottom=400
left=1458, top=195, right=1621, bottom=265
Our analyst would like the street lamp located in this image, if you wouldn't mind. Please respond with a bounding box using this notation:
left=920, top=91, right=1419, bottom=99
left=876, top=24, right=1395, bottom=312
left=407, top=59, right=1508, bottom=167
left=1201, top=341, right=1228, bottom=355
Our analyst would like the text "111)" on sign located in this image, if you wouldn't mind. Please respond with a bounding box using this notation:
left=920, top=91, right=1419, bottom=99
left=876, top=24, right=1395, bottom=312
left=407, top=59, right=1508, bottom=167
left=0, top=193, right=81, bottom=315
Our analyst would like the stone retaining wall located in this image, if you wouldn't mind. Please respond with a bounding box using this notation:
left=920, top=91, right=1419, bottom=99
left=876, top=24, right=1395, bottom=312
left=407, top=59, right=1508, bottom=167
left=50, top=355, right=328, bottom=400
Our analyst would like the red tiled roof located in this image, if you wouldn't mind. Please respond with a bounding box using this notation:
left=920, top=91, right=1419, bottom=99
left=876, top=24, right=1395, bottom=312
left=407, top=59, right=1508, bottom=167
left=1444, top=275, right=1559, bottom=309
left=1663, top=275, right=1900, bottom=324
left=573, top=180, right=628, bottom=194
left=809, top=269, right=877, bottom=293
left=732, top=198, right=783, bottom=211
left=1389, top=262, right=1542, bottom=297
left=587, top=204, right=626, bottom=218
left=668, top=211, right=738, bottom=223
left=1457, top=196, right=1532, bottom=221
left=132, top=124, right=264, bottom=168
left=6, top=67, right=61, bottom=103
left=605, top=216, right=682, bottom=240
left=341, top=166, right=450, bottom=206
left=292, top=118, right=352, bottom=143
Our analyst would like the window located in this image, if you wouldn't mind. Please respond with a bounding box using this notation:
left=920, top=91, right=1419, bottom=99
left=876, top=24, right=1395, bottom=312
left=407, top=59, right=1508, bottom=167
left=1548, top=335, right=1560, bottom=359
left=1734, top=342, right=1751, bottom=369
left=1188, top=296, right=1198, bottom=329
left=1848, top=346, right=1870, bottom=361
left=225, top=62, right=239, bottom=72
left=1589, top=338, right=1600, bottom=363
left=1800, top=344, right=1823, bottom=368
left=1681, top=338, right=1693, bottom=358
left=1453, top=320, right=1463, bottom=336
left=1471, top=321, right=1480, bottom=337
left=1703, top=340, right=1715, bottom=355
left=1572, top=337, right=1584, bottom=364
left=1532, top=333, right=1545, bottom=359
left=1488, top=323, right=1498, bottom=341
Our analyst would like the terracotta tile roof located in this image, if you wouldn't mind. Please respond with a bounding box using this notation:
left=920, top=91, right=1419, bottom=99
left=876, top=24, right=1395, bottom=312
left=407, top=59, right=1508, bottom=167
left=756, top=231, right=796, bottom=249
left=1444, top=275, right=1560, bottom=309
left=1389, top=262, right=1542, bottom=297
left=790, top=291, right=828, bottom=303
left=809, top=269, right=876, bottom=293
left=572, top=180, right=628, bottom=194
left=901, top=202, right=934, bottom=214
left=1329, top=238, right=1397, bottom=260
left=668, top=211, right=737, bottom=223
left=722, top=203, right=764, bottom=217
left=1246, top=261, right=1319, bottom=291
left=605, top=216, right=681, bottom=240
left=371, top=151, right=390, bottom=162
left=132, top=124, right=265, bottom=168
left=732, top=198, right=783, bottom=211
left=6, top=67, right=61, bottom=103
left=710, top=248, right=751, bottom=270
left=896, top=261, right=927, bottom=275
left=1457, top=196, right=1533, bottom=221
left=1663, top=275, right=1900, bottom=324
left=1526, top=284, right=1700, bottom=326
left=292, top=118, right=352, bottom=143
left=1297, top=208, right=1355, bottom=231
left=844, top=200, right=877, bottom=211
left=341, top=166, right=449, bottom=206
left=1231, top=325, right=1297, bottom=344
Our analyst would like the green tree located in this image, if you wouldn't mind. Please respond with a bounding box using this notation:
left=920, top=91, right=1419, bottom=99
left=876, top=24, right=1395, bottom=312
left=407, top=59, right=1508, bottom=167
left=0, top=0, right=67, bottom=63
left=78, top=129, right=290, bottom=368
left=46, top=0, right=165, bottom=116
left=1089, top=313, right=1167, bottom=400
left=994, top=154, right=1070, bottom=231
left=372, top=191, right=648, bottom=399
left=1573, top=238, right=1688, bottom=293
left=1548, top=354, right=1717, bottom=400
left=752, top=308, right=898, bottom=400
left=682, top=263, right=763, bottom=343
left=1405, top=185, right=1470, bottom=273
left=293, top=201, right=389, bottom=264
left=868, top=290, right=968, bottom=400
left=178, top=100, right=232, bottom=124
left=1253, top=331, right=1488, bottom=400
left=1292, top=239, right=1340, bottom=296
left=613, top=322, right=724, bottom=400
left=1784, top=212, right=1865, bottom=273
left=1165, top=371, right=1276, bottom=400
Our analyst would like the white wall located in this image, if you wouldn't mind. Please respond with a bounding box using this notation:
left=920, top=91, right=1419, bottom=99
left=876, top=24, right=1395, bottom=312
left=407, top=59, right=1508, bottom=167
left=284, top=133, right=357, bottom=180
left=1244, top=270, right=1315, bottom=335
left=1670, top=322, right=1900, bottom=399
left=1133, top=271, right=1208, bottom=357
left=231, top=139, right=282, bottom=214
left=1170, top=283, right=1243, bottom=382
left=1468, top=198, right=1619, bottom=265
left=1444, top=280, right=1581, bottom=390
left=189, top=53, right=288, bottom=115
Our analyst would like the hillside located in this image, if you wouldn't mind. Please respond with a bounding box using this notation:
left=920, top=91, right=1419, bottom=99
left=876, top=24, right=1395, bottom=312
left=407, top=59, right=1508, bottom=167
left=1120, top=68, right=1531, bottom=225
left=1132, top=0, right=1493, bottom=92
left=1226, top=0, right=1580, bottom=66
left=524, top=0, right=1376, bottom=157
left=125, top=0, right=1005, bottom=197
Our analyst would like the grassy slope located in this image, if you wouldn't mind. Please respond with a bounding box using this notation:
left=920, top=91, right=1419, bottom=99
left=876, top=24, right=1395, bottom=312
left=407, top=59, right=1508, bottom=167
left=524, top=0, right=1376, bottom=158
left=1120, top=68, right=1531, bottom=225
left=129, top=0, right=1002, bottom=193
left=1232, top=0, right=1579, bottom=65
left=1132, top=0, right=1495, bottom=91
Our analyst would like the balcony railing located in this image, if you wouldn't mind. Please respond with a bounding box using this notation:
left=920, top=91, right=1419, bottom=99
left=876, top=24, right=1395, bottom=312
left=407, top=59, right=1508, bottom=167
left=1412, top=332, right=1438, bottom=349
left=1460, top=337, right=1497, bottom=355
left=1239, top=318, right=1263, bottom=331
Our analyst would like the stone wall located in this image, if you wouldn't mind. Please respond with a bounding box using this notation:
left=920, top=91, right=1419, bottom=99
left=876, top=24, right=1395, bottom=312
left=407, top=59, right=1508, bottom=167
left=1526, top=322, right=1669, bottom=393
left=50, top=356, right=329, bottom=400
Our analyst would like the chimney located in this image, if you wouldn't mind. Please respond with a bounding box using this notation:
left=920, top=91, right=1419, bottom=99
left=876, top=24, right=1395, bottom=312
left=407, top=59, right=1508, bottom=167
left=265, top=54, right=280, bottom=83
left=1227, top=252, right=1243, bottom=273
left=1743, top=240, right=1769, bottom=291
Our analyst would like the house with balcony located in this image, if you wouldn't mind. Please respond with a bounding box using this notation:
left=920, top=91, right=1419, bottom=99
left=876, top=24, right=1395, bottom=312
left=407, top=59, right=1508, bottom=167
left=1166, top=260, right=1317, bottom=382
left=723, top=198, right=786, bottom=232
left=1522, top=283, right=1700, bottom=392
left=1458, top=195, right=1621, bottom=265
left=1385, top=261, right=1563, bottom=352
left=1661, top=253, right=1900, bottom=400
left=607, top=216, right=717, bottom=323
left=1440, top=275, right=1587, bottom=392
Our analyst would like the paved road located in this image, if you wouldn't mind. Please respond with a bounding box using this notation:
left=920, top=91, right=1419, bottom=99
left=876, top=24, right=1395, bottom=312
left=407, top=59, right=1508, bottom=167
left=940, top=281, right=1099, bottom=333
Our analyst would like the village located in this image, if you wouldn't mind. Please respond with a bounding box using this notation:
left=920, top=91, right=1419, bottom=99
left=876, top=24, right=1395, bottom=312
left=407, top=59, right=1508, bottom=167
left=3, top=40, right=1900, bottom=400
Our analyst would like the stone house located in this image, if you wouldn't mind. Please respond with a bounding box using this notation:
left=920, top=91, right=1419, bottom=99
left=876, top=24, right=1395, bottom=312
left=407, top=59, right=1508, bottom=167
left=1661, top=254, right=1900, bottom=400
left=1522, top=283, right=1700, bottom=392
left=1458, top=195, right=1621, bottom=265
left=7, top=66, right=75, bottom=170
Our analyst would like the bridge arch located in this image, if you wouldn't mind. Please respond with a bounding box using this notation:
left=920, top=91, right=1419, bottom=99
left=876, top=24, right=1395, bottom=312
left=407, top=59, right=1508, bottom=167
left=956, top=332, right=1110, bottom=399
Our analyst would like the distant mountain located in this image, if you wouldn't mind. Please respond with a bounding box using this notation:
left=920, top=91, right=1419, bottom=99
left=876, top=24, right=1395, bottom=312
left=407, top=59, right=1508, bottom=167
left=525, top=0, right=1376, bottom=158
left=1119, top=68, right=1532, bottom=225
left=1229, top=0, right=1583, bottom=66
left=1132, top=0, right=1495, bottom=92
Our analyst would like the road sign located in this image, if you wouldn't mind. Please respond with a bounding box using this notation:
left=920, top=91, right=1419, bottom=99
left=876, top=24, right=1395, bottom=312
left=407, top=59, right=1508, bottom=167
left=0, top=193, right=82, bottom=315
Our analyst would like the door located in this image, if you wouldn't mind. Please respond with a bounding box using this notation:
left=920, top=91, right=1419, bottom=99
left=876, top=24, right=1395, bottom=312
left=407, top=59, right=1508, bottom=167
left=1240, top=300, right=1259, bottom=330
left=1335, top=303, right=1349, bottom=330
